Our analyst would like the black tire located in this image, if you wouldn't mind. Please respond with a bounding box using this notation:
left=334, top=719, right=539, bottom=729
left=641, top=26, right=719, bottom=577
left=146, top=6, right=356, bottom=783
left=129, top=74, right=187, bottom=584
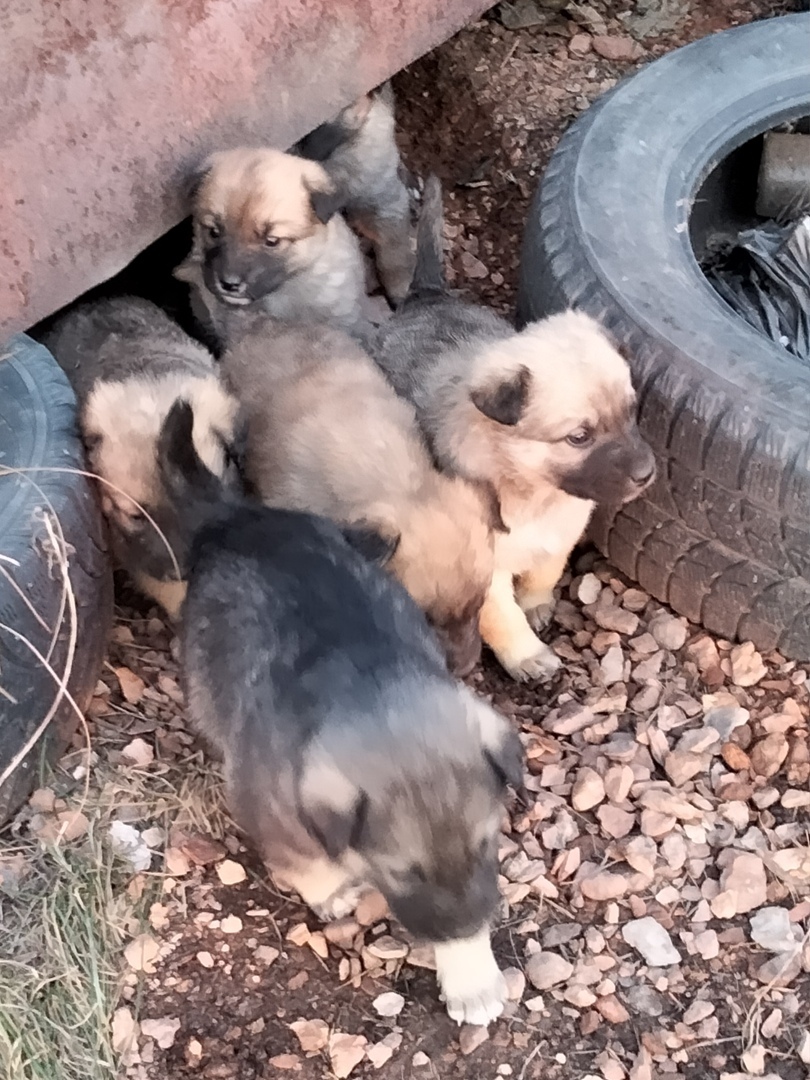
left=0, top=335, right=113, bottom=824
left=516, top=13, right=810, bottom=658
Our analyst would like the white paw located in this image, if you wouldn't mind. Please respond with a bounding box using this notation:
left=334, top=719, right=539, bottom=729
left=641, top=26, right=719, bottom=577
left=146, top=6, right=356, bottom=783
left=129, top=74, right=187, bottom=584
left=499, top=640, right=561, bottom=683
left=312, top=883, right=366, bottom=922
left=435, top=929, right=507, bottom=1027
left=440, top=967, right=508, bottom=1027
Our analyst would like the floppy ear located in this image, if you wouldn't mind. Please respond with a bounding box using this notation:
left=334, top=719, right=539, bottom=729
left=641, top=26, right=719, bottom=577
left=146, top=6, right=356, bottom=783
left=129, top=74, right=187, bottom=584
left=341, top=523, right=401, bottom=567
left=472, top=478, right=509, bottom=535
left=184, top=155, right=214, bottom=205
left=298, top=744, right=369, bottom=859
left=308, top=184, right=345, bottom=224
left=467, top=698, right=525, bottom=791
left=470, top=365, right=531, bottom=427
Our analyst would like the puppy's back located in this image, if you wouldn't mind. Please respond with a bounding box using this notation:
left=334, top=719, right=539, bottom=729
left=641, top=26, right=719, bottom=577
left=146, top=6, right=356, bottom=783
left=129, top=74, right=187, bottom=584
left=221, top=316, right=430, bottom=517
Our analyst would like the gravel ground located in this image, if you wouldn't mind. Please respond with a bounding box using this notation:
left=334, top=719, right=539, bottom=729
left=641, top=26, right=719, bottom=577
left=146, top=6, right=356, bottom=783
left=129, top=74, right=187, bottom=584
left=5, top=3, right=810, bottom=1080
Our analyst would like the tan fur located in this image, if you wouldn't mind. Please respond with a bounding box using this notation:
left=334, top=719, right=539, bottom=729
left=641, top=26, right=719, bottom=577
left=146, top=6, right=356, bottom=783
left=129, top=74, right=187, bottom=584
left=83, top=373, right=238, bottom=527
left=222, top=321, right=494, bottom=670
left=426, top=311, right=644, bottom=681
left=196, top=148, right=333, bottom=266
left=178, top=148, right=367, bottom=344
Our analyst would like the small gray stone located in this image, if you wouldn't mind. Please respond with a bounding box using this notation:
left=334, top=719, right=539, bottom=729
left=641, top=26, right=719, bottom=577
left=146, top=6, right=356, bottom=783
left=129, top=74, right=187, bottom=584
left=541, top=922, right=582, bottom=948
left=622, top=917, right=681, bottom=966
left=648, top=613, right=688, bottom=651
left=703, top=704, right=750, bottom=741
left=622, top=984, right=664, bottom=1017
left=525, top=951, right=574, bottom=990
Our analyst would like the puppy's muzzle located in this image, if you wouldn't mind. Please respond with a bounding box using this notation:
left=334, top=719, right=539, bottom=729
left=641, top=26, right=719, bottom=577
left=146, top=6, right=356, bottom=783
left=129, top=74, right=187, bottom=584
left=623, top=439, right=657, bottom=501
left=216, top=273, right=249, bottom=303
left=434, top=619, right=482, bottom=678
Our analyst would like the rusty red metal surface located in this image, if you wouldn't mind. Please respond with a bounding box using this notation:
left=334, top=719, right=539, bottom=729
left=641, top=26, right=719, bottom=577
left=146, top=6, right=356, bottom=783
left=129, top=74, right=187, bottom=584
left=0, top=0, right=490, bottom=337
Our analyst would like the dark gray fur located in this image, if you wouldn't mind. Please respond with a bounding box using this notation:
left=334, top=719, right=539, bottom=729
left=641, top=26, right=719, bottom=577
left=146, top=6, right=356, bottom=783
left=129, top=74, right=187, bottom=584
left=158, top=399, right=522, bottom=947
left=293, top=82, right=416, bottom=306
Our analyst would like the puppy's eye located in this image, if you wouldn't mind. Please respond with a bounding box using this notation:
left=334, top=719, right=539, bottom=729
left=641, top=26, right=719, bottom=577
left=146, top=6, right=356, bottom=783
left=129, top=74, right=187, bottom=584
left=263, top=234, right=280, bottom=248
left=566, top=428, right=594, bottom=448
left=205, top=222, right=221, bottom=240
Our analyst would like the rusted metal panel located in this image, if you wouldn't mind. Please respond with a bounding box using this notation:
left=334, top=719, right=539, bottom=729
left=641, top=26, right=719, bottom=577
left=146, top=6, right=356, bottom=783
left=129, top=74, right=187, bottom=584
left=0, top=0, right=489, bottom=337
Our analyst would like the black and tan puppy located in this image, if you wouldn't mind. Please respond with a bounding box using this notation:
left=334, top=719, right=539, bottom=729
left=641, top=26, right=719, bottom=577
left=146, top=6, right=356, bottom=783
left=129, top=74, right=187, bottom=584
left=159, top=399, right=523, bottom=1026
left=41, top=296, right=241, bottom=616
left=174, top=148, right=367, bottom=351
left=371, top=178, right=656, bottom=682
left=220, top=311, right=495, bottom=677
left=292, top=81, right=415, bottom=306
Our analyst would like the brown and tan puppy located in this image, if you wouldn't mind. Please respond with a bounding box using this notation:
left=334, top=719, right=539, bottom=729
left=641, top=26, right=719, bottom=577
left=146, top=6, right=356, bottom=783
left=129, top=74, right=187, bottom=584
left=372, top=179, right=656, bottom=682
left=175, top=148, right=368, bottom=352
left=41, top=296, right=241, bottom=617
left=220, top=311, right=495, bottom=676
left=292, top=81, right=416, bottom=306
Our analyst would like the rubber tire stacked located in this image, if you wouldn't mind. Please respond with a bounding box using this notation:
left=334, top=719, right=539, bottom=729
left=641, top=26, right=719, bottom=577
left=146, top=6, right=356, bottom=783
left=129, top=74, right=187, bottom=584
left=0, top=334, right=112, bottom=823
left=516, top=13, right=810, bottom=658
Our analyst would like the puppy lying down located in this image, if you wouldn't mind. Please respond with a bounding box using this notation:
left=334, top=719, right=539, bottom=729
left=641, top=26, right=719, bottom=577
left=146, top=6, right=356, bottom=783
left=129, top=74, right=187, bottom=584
left=158, top=399, right=524, bottom=1026
left=221, top=311, right=496, bottom=677
left=40, top=296, right=241, bottom=617
left=372, top=178, right=656, bottom=682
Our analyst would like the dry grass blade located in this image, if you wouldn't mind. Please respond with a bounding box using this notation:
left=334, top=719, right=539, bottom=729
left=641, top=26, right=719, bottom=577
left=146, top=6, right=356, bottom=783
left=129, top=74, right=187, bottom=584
left=0, top=824, right=140, bottom=1080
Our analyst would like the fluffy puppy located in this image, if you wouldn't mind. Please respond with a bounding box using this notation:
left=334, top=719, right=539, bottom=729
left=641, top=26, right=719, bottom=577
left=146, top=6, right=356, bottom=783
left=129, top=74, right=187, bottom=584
left=41, top=296, right=241, bottom=617
left=159, top=399, right=523, bottom=1026
left=174, top=148, right=367, bottom=352
left=292, top=81, right=415, bottom=306
left=371, top=178, right=656, bottom=682
left=220, top=312, right=495, bottom=677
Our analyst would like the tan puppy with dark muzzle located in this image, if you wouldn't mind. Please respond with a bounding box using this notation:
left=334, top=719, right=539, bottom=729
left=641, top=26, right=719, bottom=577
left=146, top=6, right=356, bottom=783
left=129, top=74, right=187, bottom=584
left=40, top=296, right=241, bottom=617
left=292, top=81, right=416, bottom=306
left=220, top=311, right=496, bottom=677
left=174, top=148, right=367, bottom=352
left=372, top=179, right=656, bottom=681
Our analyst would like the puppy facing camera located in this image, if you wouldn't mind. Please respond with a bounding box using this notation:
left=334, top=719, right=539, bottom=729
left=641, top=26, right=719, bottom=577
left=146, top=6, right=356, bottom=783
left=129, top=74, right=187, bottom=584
left=174, top=147, right=368, bottom=351
left=157, top=397, right=523, bottom=1026
left=40, top=296, right=242, bottom=617
left=372, top=176, right=656, bottom=682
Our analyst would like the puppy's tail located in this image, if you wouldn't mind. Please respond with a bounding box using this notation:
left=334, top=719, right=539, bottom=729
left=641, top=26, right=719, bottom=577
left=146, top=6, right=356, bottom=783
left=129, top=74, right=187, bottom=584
left=404, top=173, right=447, bottom=306
left=158, top=399, right=232, bottom=541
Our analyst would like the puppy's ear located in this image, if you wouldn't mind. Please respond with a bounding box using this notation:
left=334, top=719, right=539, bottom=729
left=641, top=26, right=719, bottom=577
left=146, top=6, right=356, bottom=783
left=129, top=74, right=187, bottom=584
left=184, top=157, right=213, bottom=204
left=217, top=412, right=249, bottom=488
left=472, top=478, right=509, bottom=534
left=298, top=745, right=369, bottom=858
left=466, top=698, right=525, bottom=791
left=81, top=431, right=103, bottom=461
left=342, top=523, right=401, bottom=567
left=308, top=184, right=345, bottom=224
left=470, top=365, right=531, bottom=427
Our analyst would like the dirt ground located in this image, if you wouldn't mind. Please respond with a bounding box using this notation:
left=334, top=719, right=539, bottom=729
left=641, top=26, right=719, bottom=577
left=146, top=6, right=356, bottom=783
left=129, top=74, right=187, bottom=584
left=5, top=2, right=810, bottom=1079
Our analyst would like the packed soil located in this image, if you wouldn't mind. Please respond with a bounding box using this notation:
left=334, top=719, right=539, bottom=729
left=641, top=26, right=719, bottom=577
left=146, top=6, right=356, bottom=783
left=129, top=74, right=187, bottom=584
left=8, top=3, right=810, bottom=1080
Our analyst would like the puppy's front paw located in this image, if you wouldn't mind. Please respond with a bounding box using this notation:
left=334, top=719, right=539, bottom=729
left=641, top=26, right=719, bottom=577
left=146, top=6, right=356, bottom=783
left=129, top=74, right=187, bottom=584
left=440, top=966, right=507, bottom=1027
left=312, top=883, right=367, bottom=922
left=435, top=929, right=507, bottom=1027
left=499, top=640, right=561, bottom=683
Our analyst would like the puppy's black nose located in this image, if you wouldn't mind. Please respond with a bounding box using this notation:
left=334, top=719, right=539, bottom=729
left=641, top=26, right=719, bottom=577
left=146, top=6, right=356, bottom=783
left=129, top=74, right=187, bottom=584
left=631, top=450, right=656, bottom=487
left=218, top=273, right=246, bottom=296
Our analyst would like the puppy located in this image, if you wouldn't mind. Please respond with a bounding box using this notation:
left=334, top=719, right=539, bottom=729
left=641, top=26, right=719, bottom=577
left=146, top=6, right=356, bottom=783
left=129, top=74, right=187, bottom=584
left=174, top=148, right=367, bottom=352
left=159, top=398, right=523, bottom=1026
left=40, top=296, right=241, bottom=617
left=372, top=178, right=656, bottom=682
left=292, top=81, right=416, bottom=306
left=220, top=311, right=495, bottom=677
